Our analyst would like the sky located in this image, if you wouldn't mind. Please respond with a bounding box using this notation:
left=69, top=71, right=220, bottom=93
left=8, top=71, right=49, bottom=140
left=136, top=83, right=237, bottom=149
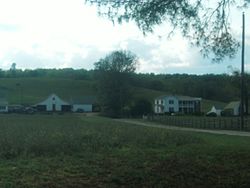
left=0, top=0, right=249, bottom=75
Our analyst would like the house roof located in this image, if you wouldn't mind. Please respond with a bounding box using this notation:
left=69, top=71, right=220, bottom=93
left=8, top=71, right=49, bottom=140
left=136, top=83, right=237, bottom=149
left=224, top=101, right=240, bottom=110
left=37, top=93, right=70, bottom=105
left=155, top=95, right=201, bottom=101
left=176, top=95, right=201, bottom=101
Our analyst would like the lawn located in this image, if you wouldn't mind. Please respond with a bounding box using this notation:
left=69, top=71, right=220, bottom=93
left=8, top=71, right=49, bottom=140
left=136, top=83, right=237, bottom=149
left=0, top=114, right=250, bottom=187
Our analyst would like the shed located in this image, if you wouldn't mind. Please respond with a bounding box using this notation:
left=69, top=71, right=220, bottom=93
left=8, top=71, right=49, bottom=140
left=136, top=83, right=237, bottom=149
left=71, top=96, right=96, bottom=112
left=36, top=94, right=71, bottom=112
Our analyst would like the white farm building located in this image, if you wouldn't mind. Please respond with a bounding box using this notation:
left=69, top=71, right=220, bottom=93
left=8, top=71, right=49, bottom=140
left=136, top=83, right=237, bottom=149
left=71, top=96, right=96, bottom=112
left=35, top=94, right=96, bottom=112
left=36, top=94, right=71, bottom=112
left=154, top=95, right=202, bottom=114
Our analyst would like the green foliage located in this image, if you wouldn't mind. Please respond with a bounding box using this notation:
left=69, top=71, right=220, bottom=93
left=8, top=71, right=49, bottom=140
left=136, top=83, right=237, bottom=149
left=0, top=70, right=247, bottom=107
left=94, top=50, right=138, bottom=117
left=131, top=99, right=153, bottom=117
left=0, top=68, right=93, bottom=80
left=85, top=0, right=249, bottom=61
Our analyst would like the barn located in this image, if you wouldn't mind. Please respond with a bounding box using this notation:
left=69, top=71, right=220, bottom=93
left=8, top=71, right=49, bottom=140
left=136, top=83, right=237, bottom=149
left=36, top=94, right=71, bottom=112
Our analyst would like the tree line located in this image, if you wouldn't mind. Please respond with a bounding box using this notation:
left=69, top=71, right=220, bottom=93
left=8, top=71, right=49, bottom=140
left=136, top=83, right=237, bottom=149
left=0, top=62, right=247, bottom=104
left=0, top=50, right=248, bottom=117
left=0, top=68, right=93, bottom=80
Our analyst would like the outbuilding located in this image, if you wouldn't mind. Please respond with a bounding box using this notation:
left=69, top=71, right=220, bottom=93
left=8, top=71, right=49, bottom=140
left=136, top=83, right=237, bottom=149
left=36, top=94, right=71, bottom=112
left=71, top=96, right=96, bottom=112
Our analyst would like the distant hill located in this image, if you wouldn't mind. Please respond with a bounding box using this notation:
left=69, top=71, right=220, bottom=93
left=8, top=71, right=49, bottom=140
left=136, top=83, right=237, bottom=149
left=0, top=77, right=227, bottom=113
left=0, top=69, right=246, bottom=104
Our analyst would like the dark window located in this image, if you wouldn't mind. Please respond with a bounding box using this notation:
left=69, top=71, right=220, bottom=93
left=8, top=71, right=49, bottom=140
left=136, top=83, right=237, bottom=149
left=0, top=106, right=6, bottom=110
left=62, top=105, right=71, bottom=112
left=37, top=105, right=46, bottom=111
left=169, top=107, right=174, bottom=112
left=53, top=104, right=56, bottom=111
left=169, top=100, right=174, bottom=104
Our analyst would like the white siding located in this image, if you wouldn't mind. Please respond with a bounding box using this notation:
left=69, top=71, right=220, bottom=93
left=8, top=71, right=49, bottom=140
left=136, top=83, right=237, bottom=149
left=37, top=94, right=69, bottom=111
left=163, top=96, right=179, bottom=113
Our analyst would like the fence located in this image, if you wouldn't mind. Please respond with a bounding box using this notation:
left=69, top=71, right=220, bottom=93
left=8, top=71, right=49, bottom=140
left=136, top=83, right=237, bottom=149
left=148, top=115, right=250, bottom=131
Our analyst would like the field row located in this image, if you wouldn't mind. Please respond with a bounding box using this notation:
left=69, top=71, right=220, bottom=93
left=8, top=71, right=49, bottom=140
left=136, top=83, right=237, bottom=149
left=0, top=114, right=250, bottom=187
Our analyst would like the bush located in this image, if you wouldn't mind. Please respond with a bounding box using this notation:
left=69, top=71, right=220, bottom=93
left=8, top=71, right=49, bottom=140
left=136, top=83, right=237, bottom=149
left=131, top=99, right=153, bottom=117
left=206, top=112, right=217, bottom=117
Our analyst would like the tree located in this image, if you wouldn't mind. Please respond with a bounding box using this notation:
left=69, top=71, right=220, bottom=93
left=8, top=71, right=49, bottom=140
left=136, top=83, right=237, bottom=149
left=86, top=0, right=249, bottom=61
left=131, top=99, right=153, bottom=117
left=94, top=50, right=138, bottom=117
left=10, top=63, right=16, bottom=71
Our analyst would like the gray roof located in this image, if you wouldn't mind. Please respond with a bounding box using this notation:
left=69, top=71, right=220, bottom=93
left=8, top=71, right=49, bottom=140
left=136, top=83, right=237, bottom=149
left=176, top=95, right=201, bottom=101
left=155, top=95, right=201, bottom=101
left=224, top=101, right=240, bottom=110
left=71, top=96, right=97, bottom=105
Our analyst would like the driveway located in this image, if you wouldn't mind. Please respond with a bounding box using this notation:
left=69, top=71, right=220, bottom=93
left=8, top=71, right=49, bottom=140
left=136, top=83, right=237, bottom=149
left=116, top=119, right=250, bottom=137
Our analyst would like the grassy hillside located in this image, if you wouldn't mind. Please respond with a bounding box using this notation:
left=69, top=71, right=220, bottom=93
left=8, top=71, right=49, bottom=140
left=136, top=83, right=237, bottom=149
left=0, top=78, right=95, bottom=104
left=0, top=77, right=169, bottom=105
left=0, top=77, right=226, bottom=111
left=0, top=114, right=249, bottom=187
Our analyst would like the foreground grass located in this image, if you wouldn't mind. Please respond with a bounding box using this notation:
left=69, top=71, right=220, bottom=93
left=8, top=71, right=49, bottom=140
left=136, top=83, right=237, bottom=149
left=0, top=114, right=250, bottom=187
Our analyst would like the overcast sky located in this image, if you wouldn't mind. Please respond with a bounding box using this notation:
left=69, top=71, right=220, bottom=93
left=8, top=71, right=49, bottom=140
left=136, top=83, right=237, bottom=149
left=0, top=0, right=249, bottom=74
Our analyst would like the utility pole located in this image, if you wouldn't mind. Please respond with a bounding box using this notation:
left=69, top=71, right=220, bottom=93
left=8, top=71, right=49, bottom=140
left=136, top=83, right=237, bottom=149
left=240, top=12, right=245, bottom=130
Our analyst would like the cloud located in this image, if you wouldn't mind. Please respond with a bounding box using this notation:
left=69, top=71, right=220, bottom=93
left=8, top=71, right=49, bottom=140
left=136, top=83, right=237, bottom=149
left=0, top=0, right=249, bottom=75
left=0, top=24, right=19, bottom=32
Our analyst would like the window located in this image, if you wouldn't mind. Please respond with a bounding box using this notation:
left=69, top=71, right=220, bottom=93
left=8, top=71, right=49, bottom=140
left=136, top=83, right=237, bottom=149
left=169, top=100, right=174, bottom=104
left=0, top=106, right=6, bottom=110
left=169, top=107, right=174, bottom=112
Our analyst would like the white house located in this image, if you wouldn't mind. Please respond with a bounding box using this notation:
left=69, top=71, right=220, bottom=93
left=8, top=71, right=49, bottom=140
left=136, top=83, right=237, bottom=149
left=0, top=99, right=8, bottom=113
left=154, top=95, right=201, bottom=114
left=71, top=96, right=96, bottom=112
left=36, top=94, right=71, bottom=112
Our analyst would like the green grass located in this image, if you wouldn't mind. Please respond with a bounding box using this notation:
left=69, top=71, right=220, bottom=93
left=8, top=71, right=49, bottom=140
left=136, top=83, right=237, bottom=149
left=0, top=114, right=250, bottom=187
